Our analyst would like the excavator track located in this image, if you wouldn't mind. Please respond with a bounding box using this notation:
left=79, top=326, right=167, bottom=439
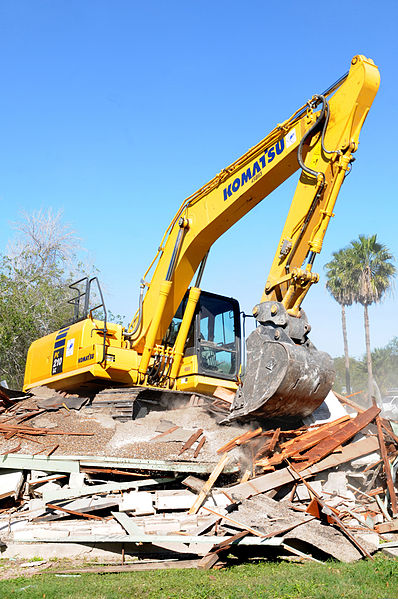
left=87, top=387, right=221, bottom=422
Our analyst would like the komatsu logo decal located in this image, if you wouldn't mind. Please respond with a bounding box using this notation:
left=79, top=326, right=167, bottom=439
left=223, top=138, right=285, bottom=201
left=78, top=353, right=94, bottom=364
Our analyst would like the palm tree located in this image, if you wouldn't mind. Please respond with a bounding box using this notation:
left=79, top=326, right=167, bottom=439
left=348, top=234, right=396, bottom=403
left=325, top=248, right=356, bottom=394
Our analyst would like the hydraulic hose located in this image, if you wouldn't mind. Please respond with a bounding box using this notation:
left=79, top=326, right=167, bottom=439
left=124, top=281, right=145, bottom=338
left=318, top=95, right=343, bottom=157
left=297, top=95, right=327, bottom=186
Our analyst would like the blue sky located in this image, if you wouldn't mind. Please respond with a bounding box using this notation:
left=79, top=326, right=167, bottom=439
left=0, top=0, right=397, bottom=358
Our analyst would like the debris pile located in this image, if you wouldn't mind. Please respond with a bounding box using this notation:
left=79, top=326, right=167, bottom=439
left=0, top=386, right=397, bottom=570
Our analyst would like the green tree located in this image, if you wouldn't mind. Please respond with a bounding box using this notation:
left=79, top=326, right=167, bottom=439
left=348, top=234, right=396, bottom=403
left=325, top=248, right=356, bottom=394
left=370, top=337, right=398, bottom=394
left=333, top=336, right=398, bottom=399
left=333, top=355, right=367, bottom=399
left=0, top=210, right=85, bottom=388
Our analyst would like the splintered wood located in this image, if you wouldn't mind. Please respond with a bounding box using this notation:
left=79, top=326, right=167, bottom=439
left=179, top=429, right=203, bottom=455
left=253, top=407, right=379, bottom=473
left=295, top=406, right=380, bottom=470
left=373, top=405, right=398, bottom=516
left=0, top=423, right=94, bottom=437
left=256, top=416, right=351, bottom=469
left=217, top=428, right=262, bottom=454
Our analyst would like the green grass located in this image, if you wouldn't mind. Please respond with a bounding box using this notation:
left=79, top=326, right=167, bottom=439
left=0, top=556, right=397, bottom=598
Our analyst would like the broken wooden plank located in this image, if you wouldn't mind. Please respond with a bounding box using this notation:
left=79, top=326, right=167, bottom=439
left=178, top=429, right=203, bottom=455
left=150, top=425, right=180, bottom=440
left=362, top=458, right=383, bottom=473
left=376, top=520, right=398, bottom=534
left=1, top=443, right=21, bottom=455
left=189, top=453, right=229, bottom=515
left=212, top=399, right=230, bottom=411
left=268, top=428, right=281, bottom=453
left=18, top=435, right=44, bottom=445
left=239, top=469, right=251, bottom=484
left=33, top=446, right=53, bottom=455
left=45, top=444, right=59, bottom=457
left=257, top=416, right=351, bottom=468
left=37, top=500, right=119, bottom=522
left=45, top=503, right=104, bottom=521
left=347, top=483, right=378, bottom=502
left=373, top=409, right=398, bottom=516
left=112, top=511, right=145, bottom=535
left=212, top=530, right=250, bottom=550
left=334, top=391, right=365, bottom=413
left=217, top=433, right=246, bottom=454
left=0, top=453, right=238, bottom=474
left=375, top=495, right=391, bottom=521
left=367, top=486, right=384, bottom=497
left=198, top=531, right=249, bottom=570
left=0, top=423, right=93, bottom=436
left=57, top=560, right=201, bottom=574
left=334, top=393, right=396, bottom=450
left=197, top=551, right=222, bottom=570
left=194, top=436, right=206, bottom=458
left=212, top=387, right=235, bottom=404
left=254, top=438, right=272, bottom=462
left=29, top=474, right=68, bottom=487
left=279, top=416, right=350, bottom=451
left=81, top=468, right=150, bottom=477
left=15, top=409, right=47, bottom=424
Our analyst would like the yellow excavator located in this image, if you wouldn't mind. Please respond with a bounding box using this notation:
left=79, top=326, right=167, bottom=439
left=23, top=55, right=380, bottom=422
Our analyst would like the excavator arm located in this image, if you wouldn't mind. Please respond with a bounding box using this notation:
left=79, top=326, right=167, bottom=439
left=129, top=55, right=379, bottom=391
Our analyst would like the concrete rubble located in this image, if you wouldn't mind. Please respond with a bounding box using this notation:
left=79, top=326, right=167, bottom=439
left=0, top=385, right=398, bottom=570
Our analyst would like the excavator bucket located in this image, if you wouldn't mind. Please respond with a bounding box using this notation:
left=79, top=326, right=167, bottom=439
left=225, top=302, right=335, bottom=423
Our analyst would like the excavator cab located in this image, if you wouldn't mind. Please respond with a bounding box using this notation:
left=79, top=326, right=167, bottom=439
left=164, top=290, right=241, bottom=382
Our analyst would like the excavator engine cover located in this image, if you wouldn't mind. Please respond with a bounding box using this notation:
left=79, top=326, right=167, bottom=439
left=226, top=302, right=335, bottom=422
